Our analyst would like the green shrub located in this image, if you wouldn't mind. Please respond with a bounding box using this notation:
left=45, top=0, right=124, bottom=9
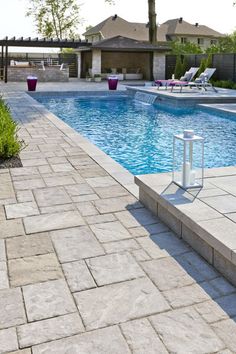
left=182, top=56, right=189, bottom=75
left=205, top=54, right=213, bottom=68
left=198, top=57, right=207, bottom=75
left=0, top=98, right=25, bottom=159
left=174, top=55, right=184, bottom=79
left=211, top=80, right=236, bottom=89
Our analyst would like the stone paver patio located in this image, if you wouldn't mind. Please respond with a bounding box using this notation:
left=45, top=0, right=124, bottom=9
left=0, top=81, right=235, bottom=353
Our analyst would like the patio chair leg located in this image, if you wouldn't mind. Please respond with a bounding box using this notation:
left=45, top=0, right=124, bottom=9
left=212, top=86, right=218, bottom=92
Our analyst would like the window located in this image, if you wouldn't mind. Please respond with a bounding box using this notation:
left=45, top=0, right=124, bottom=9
left=181, top=37, right=187, bottom=44
left=197, top=38, right=204, bottom=45
left=210, top=39, right=217, bottom=45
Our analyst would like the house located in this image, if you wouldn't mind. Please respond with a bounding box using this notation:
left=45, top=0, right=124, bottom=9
left=83, top=15, right=224, bottom=49
left=77, top=15, right=224, bottom=80
left=162, top=18, right=224, bottom=49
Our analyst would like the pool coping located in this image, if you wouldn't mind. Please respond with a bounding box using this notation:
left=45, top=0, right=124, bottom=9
left=4, top=88, right=236, bottom=286
left=135, top=170, right=236, bottom=286
left=126, top=86, right=236, bottom=107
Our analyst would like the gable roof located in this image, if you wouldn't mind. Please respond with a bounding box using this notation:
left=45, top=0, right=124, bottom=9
left=91, top=35, right=169, bottom=51
left=163, top=18, right=224, bottom=37
left=84, top=16, right=148, bottom=40
left=83, top=15, right=224, bottom=42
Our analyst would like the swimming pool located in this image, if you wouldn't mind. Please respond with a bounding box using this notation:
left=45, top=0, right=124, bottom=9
left=36, top=95, right=236, bottom=175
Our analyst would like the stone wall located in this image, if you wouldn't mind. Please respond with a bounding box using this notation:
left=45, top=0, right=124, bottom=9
left=91, top=49, right=102, bottom=76
left=153, top=53, right=166, bottom=80
left=8, top=67, right=69, bottom=82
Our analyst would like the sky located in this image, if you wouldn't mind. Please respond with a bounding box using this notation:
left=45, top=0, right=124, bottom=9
left=0, top=0, right=235, bottom=52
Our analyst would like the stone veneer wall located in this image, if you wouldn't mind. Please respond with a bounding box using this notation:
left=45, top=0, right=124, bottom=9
left=153, top=53, right=166, bottom=80
left=8, top=67, right=69, bottom=82
left=91, top=49, right=102, bottom=75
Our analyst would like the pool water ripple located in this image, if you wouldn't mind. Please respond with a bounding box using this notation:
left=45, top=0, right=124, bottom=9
left=37, top=96, right=236, bottom=175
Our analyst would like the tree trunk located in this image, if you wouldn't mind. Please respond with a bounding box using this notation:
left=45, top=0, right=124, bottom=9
left=148, top=0, right=157, bottom=44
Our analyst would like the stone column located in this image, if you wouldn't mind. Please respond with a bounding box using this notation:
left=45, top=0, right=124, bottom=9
left=91, top=49, right=101, bottom=76
left=153, top=52, right=166, bottom=80
left=77, top=52, right=81, bottom=79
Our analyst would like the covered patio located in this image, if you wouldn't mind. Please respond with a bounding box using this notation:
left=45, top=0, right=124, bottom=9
left=77, top=35, right=170, bottom=80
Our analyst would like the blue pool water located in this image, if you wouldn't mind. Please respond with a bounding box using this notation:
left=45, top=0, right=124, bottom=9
left=36, top=95, right=236, bottom=175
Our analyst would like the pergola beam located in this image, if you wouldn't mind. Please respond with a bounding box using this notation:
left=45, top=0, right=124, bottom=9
left=0, top=36, right=91, bottom=83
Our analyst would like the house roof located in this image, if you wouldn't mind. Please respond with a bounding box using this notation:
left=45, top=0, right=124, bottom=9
left=84, top=16, right=151, bottom=41
left=91, top=35, right=169, bottom=51
left=83, top=15, right=224, bottom=42
left=163, top=18, right=224, bottom=37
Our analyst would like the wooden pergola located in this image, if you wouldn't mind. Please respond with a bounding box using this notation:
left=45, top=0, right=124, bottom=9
left=0, top=36, right=91, bottom=82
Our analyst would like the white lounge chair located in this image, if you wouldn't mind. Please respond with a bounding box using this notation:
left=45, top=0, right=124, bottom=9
left=170, top=68, right=217, bottom=92
left=179, top=67, right=199, bottom=81
left=188, top=68, right=217, bottom=92
left=155, top=67, right=199, bottom=89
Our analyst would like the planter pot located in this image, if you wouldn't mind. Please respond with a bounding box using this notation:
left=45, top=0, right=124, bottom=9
left=94, top=77, right=102, bottom=82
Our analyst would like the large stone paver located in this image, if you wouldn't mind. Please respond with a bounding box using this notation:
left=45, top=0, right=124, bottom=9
left=0, top=328, right=18, bottom=354
left=13, top=178, right=45, bottom=191
left=94, top=184, right=129, bottom=198
left=32, top=326, right=130, bottom=354
left=0, top=288, right=26, bottom=329
left=33, top=186, right=71, bottom=207
left=6, top=233, right=54, bottom=259
left=212, top=319, right=236, bottom=352
left=0, top=181, right=15, bottom=200
left=150, top=307, right=225, bottom=354
left=8, top=253, right=63, bottom=287
left=18, top=313, right=84, bottom=348
left=51, top=226, right=104, bottom=262
left=62, top=260, right=96, bottom=292
left=5, top=201, right=40, bottom=219
left=23, top=210, right=85, bottom=234
left=90, top=221, right=132, bottom=242
left=94, top=195, right=141, bottom=213
left=163, top=283, right=211, bottom=308
left=121, top=318, right=168, bottom=354
left=103, top=239, right=140, bottom=253
left=176, top=251, right=219, bottom=281
left=194, top=300, right=229, bottom=323
left=142, top=257, right=194, bottom=291
left=8, top=349, right=33, bottom=354
left=85, top=213, right=116, bottom=225
left=76, top=201, right=98, bottom=216
left=0, top=240, right=5, bottom=261
left=128, top=208, right=160, bottom=226
left=74, top=277, right=170, bottom=330
left=0, top=261, right=9, bottom=289
left=86, top=176, right=118, bottom=188
left=86, top=252, right=145, bottom=285
left=137, top=232, right=189, bottom=259
left=23, top=279, right=76, bottom=321
left=65, top=183, right=94, bottom=196
left=0, top=219, right=24, bottom=239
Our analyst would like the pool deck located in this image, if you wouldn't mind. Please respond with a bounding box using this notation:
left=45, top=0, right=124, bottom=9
left=0, top=80, right=236, bottom=353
